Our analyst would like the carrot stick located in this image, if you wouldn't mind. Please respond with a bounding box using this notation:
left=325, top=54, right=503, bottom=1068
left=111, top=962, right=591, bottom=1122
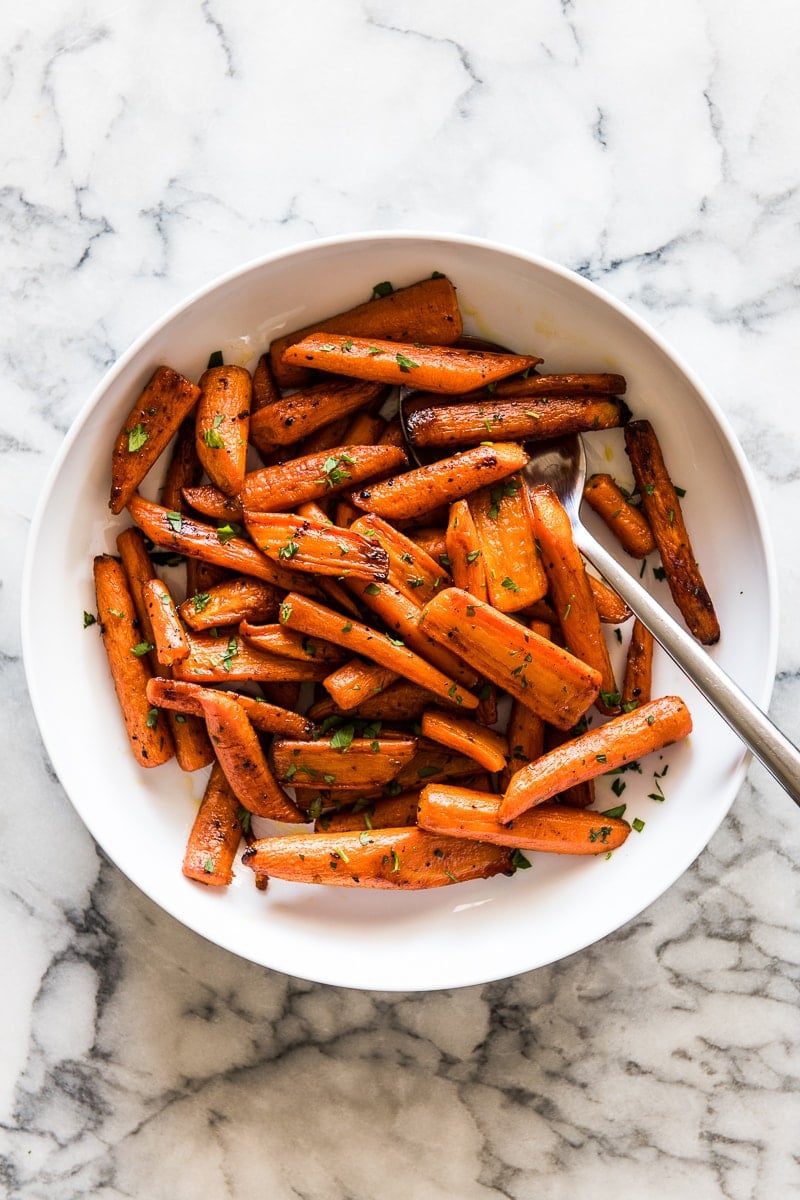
left=317, top=577, right=363, bottom=619
left=271, top=737, right=417, bottom=790
left=323, top=658, right=399, bottom=711
left=186, top=558, right=231, bottom=600
left=393, top=737, right=493, bottom=790
left=241, top=826, right=515, bottom=888
left=299, top=415, right=353, bottom=458
left=624, top=419, right=720, bottom=644
left=499, top=618, right=550, bottom=790
left=252, top=351, right=281, bottom=413
left=283, top=334, right=541, bottom=395
left=195, top=364, right=251, bottom=496
left=468, top=475, right=548, bottom=612
left=350, top=514, right=450, bottom=603
left=419, top=588, right=601, bottom=729
left=588, top=574, right=632, bottom=624
left=410, top=527, right=449, bottom=571
left=499, top=695, right=692, bottom=822
left=241, top=444, right=407, bottom=513
left=160, top=416, right=202, bottom=510
left=316, top=790, right=420, bottom=833
left=543, top=722, right=595, bottom=809
left=249, top=379, right=386, bottom=448
left=341, top=410, right=387, bottom=445
left=93, top=555, right=174, bottom=767
left=181, top=486, right=244, bottom=523
left=622, top=618, right=654, bottom=710
left=528, top=484, right=620, bottom=714
left=269, top=275, right=464, bottom=388
left=493, top=372, right=627, bottom=398
left=583, top=473, right=656, bottom=559
left=196, top=691, right=304, bottom=823
left=182, top=762, right=244, bottom=886
left=146, top=676, right=312, bottom=737
left=239, top=622, right=346, bottom=664
left=243, top=511, right=389, bottom=580
left=142, top=578, right=190, bottom=666
left=446, top=500, right=488, bottom=601
left=110, top=366, right=200, bottom=514
left=178, top=577, right=281, bottom=631
left=418, top=786, right=631, bottom=854
left=280, top=592, right=478, bottom=709
left=405, top=394, right=628, bottom=449
left=171, top=631, right=330, bottom=684
left=308, top=680, right=437, bottom=724
left=421, top=710, right=508, bottom=773
left=350, top=443, right=529, bottom=523
left=126, top=494, right=316, bottom=595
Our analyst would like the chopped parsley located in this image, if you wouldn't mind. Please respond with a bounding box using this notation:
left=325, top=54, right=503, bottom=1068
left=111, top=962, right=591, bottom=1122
left=165, top=510, right=183, bottom=533
left=192, top=592, right=211, bottom=613
left=501, top=577, right=520, bottom=593
left=145, top=707, right=159, bottom=729
left=330, top=725, right=356, bottom=753
left=216, top=523, right=236, bottom=544
left=278, top=540, right=299, bottom=560
left=131, top=641, right=154, bottom=657
left=396, top=352, right=420, bottom=373
left=220, top=637, right=239, bottom=672
left=371, top=280, right=394, bottom=299
left=510, top=849, right=532, bottom=870
left=127, top=423, right=148, bottom=453
left=203, top=427, right=225, bottom=450
left=632, top=817, right=646, bottom=833
left=316, top=453, right=356, bottom=489
left=83, top=611, right=97, bottom=628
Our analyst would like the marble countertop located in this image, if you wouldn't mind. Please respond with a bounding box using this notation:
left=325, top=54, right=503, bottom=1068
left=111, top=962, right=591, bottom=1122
left=3, top=2, right=800, bottom=1196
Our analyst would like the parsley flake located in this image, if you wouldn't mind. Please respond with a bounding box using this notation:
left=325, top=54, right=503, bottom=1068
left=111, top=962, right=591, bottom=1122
left=127, top=423, right=148, bottom=453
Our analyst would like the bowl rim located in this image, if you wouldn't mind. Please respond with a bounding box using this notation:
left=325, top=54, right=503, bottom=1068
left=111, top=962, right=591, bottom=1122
left=21, top=230, right=780, bottom=988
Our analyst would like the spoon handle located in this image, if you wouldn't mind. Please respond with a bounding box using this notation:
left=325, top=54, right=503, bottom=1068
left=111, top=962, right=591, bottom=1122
left=574, top=528, right=800, bottom=806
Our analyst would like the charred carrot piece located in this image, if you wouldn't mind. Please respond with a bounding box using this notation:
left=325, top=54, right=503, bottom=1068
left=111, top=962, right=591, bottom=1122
left=171, top=631, right=330, bottom=684
left=146, top=676, right=312, bottom=737
left=622, top=618, right=654, bottom=710
left=405, top=394, right=628, bottom=449
left=126, top=494, right=315, bottom=595
left=179, top=576, right=281, bottom=631
left=182, top=486, right=244, bottom=523
left=182, top=762, right=244, bottom=886
left=196, top=691, right=304, bottom=823
left=307, top=680, right=437, bottom=724
left=316, top=790, right=421, bottom=833
left=93, top=555, right=174, bottom=767
left=241, top=444, right=407, bottom=513
left=468, top=475, right=547, bottom=612
left=160, top=416, right=202, bottom=510
left=280, top=592, right=477, bottom=709
left=271, top=737, right=417, bottom=790
left=420, top=588, right=601, bottom=729
left=269, top=275, right=463, bottom=388
left=110, top=366, right=200, bottom=514
left=323, top=658, right=399, bottom=711
left=419, top=786, right=630, bottom=854
left=446, top=500, right=489, bottom=601
left=350, top=443, right=529, bottom=523
left=239, top=622, right=346, bottom=664
left=625, top=420, right=720, bottom=644
left=142, top=578, right=190, bottom=666
left=528, top=484, right=620, bottom=714
left=283, top=334, right=541, bottom=395
left=195, top=364, right=251, bottom=496
left=583, top=473, right=656, bottom=559
left=242, top=826, right=515, bottom=888
left=250, top=379, right=386, bottom=448
left=244, top=511, right=389, bottom=581
left=499, top=695, right=692, bottom=822
left=493, top=372, right=627, bottom=398
left=588, top=574, right=632, bottom=624
left=350, top=514, right=450, bottom=604
left=421, top=710, right=508, bottom=773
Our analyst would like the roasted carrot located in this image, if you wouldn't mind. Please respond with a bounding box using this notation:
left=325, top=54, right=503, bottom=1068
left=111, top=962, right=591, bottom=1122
left=299, top=415, right=353, bottom=458
left=195, top=364, right=251, bottom=496
left=182, top=762, right=244, bottom=886
left=393, top=737, right=495, bottom=791
left=269, top=275, right=463, bottom=388
left=405, top=394, right=628, bottom=448
left=317, top=577, right=363, bottom=619
left=499, top=619, right=549, bottom=789
left=142, top=578, right=190, bottom=666
left=239, top=622, right=346, bottom=664
left=241, top=444, right=407, bottom=513
left=588, top=574, right=632, bottom=624
left=528, top=484, right=620, bottom=714
left=308, top=680, right=437, bottom=724
left=410, top=528, right=449, bottom=570
left=146, top=676, right=312, bottom=737
left=179, top=576, right=281, bottom=632
left=421, top=710, right=508, bottom=773
left=186, top=557, right=231, bottom=599
left=468, top=475, right=548, bottom=612
left=499, top=695, right=692, bottom=822
left=341, top=410, right=386, bottom=445
left=493, top=372, right=627, bottom=398
left=446, top=500, right=489, bottom=601
left=419, top=588, right=601, bottom=729
left=350, top=514, right=450, bottom=604
left=171, top=631, right=330, bottom=684
left=109, top=366, right=201, bottom=514
left=251, top=351, right=281, bottom=414
left=283, top=334, right=541, bottom=395
left=280, top=592, right=478, bottom=709
left=316, top=790, right=420, bottom=832
left=543, top=722, right=595, bottom=809
left=244, top=511, right=389, bottom=581
left=323, top=658, right=399, bottom=711
left=196, top=691, right=304, bottom=824
left=622, top=618, right=654, bottom=710
left=583, top=473, right=655, bottom=560
left=249, top=379, right=386, bottom=448
left=126, top=494, right=315, bottom=595
left=242, top=826, right=515, bottom=889
left=93, top=555, right=174, bottom=767
left=625, top=420, right=720, bottom=644
left=181, top=486, right=244, bottom=523
left=350, top=443, right=529, bottom=523
left=271, top=737, right=417, bottom=790
left=418, top=786, right=630, bottom=854
left=160, top=416, right=202, bottom=510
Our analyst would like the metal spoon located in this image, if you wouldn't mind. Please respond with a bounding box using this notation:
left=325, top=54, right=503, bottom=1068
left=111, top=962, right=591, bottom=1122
left=398, top=397, right=800, bottom=805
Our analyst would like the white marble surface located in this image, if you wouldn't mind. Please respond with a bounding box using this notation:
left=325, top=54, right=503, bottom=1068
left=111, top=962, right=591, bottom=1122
left=3, top=1, right=800, bottom=1196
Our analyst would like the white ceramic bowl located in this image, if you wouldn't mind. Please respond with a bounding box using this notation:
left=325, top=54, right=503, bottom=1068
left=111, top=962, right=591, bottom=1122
left=22, top=232, right=777, bottom=991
